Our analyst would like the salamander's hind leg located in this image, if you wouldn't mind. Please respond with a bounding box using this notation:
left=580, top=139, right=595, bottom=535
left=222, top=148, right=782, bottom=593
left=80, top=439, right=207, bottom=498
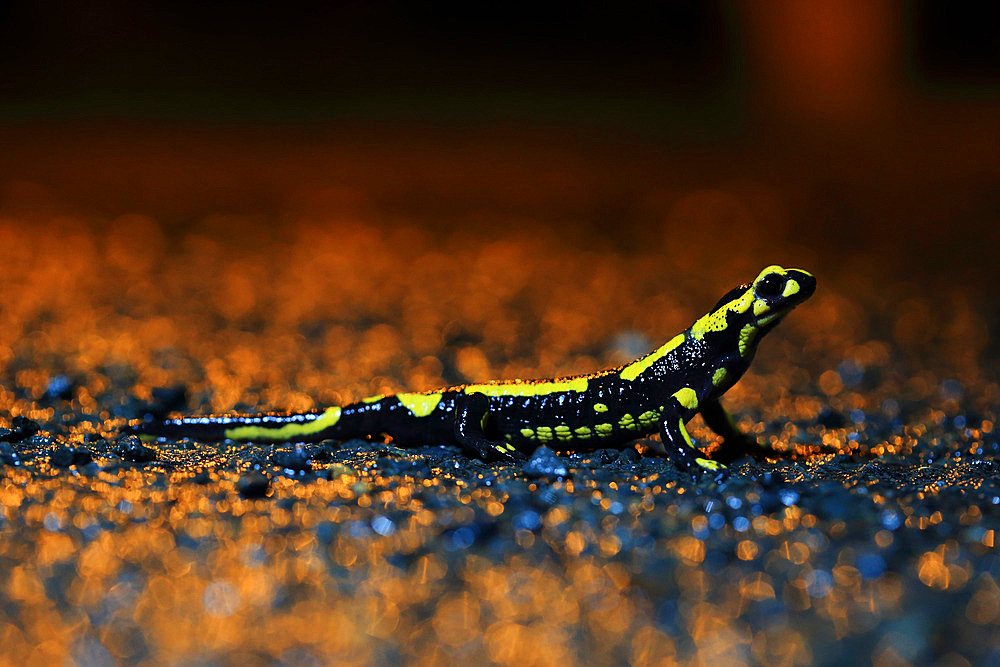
left=453, top=393, right=523, bottom=464
left=659, top=416, right=725, bottom=473
left=699, top=398, right=761, bottom=464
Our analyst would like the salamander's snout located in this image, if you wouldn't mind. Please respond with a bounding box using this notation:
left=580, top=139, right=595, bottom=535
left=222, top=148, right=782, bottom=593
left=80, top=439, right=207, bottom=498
left=785, top=269, right=816, bottom=303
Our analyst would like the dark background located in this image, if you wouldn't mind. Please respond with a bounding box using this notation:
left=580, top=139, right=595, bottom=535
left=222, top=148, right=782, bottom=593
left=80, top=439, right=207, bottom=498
left=1, top=2, right=998, bottom=122
left=1, top=1, right=998, bottom=293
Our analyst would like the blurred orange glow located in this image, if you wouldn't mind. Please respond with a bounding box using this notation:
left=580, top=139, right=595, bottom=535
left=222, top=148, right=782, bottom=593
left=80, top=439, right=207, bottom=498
left=742, top=0, right=900, bottom=124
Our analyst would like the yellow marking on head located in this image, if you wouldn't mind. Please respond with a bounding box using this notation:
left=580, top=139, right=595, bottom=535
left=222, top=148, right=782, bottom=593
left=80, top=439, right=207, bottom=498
left=755, top=265, right=788, bottom=280
left=712, top=368, right=728, bottom=387
left=619, top=334, right=685, bottom=381
left=224, top=406, right=342, bottom=441
left=504, top=434, right=513, bottom=442
left=520, top=428, right=535, bottom=438
left=689, top=266, right=808, bottom=344
left=678, top=419, right=694, bottom=448
left=738, top=325, right=757, bottom=356
left=782, top=279, right=800, bottom=297
left=361, top=395, right=383, bottom=404
left=505, top=444, right=516, bottom=451
left=495, top=444, right=507, bottom=453
left=463, top=377, right=588, bottom=397
left=595, top=423, right=614, bottom=436
left=397, top=392, right=443, bottom=418
left=695, top=457, right=725, bottom=471
left=574, top=426, right=592, bottom=437
left=672, top=387, right=698, bottom=410
left=593, top=403, right=609, bottom=413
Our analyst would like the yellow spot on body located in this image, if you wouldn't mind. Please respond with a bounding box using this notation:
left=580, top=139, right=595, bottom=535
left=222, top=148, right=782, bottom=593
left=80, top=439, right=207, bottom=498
left=712, top=368, right=728, bottom=386
left=224, top=406, right=342, bottom=441
left=638, top=411, right=660, bottom=427
left=555, top=425, right=573, bottom=442
left=695, top=457, right=725, bottom=471
left=672, top=387, right=698, bottom=410
left=535, top=427, right=553, bottom=442
left=782, top=279, right=800, bottom=297
left=463, top=377, right=588, bottom=397
left=574, top=426, right=592, bottom=437
left=620, top=334, right=685, bottom=381
left=619, top=414, right=639, bottom=431
left=738, top=325, right=757, bottom=356
left=504, top=434, right=513, bottom=442
left=520, top=428, right=535, bottom=438
left=595, top=423, right=614, bottom=436
left=361, top=395, right=383, bottom=404
left=593, top=403, right=609, bottom=413
left=397, top=392, right=442, bottom=418
left=506, top=444, right=516, bottom=451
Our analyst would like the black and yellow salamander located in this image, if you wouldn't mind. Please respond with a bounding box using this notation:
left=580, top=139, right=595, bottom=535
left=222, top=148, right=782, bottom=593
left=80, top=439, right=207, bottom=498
left=128, top=265, right=815, bottom=472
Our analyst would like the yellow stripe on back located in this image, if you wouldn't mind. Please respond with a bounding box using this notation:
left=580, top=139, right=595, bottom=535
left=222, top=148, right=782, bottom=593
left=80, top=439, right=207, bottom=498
left=463, top=376, right=588, bottom=397
left=223, top=406, right=342, bottom=441
left=397, top=392, right=443, bottom=417
left=619, top=333, right=685, bottom=381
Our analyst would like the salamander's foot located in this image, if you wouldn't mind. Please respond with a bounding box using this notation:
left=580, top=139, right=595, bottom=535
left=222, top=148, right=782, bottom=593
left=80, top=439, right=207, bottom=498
left=717, top=436, right=841, bottom=464
left=695, top=457, right=727, bottom=472
left=457, top=436, right=524, bottom=464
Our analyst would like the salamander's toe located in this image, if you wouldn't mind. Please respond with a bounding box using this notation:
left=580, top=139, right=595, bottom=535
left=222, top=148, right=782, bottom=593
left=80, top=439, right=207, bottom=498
left=694, top=457, right=729, bottom=481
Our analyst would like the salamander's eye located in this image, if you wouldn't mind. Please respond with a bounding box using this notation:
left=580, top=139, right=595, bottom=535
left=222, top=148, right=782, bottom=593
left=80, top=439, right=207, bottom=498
left=755, top=273, right=784, bottom=300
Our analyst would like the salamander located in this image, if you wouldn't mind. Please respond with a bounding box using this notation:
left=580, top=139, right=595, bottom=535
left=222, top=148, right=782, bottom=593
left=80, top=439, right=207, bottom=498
left=128, top=265, right=815, bottom=471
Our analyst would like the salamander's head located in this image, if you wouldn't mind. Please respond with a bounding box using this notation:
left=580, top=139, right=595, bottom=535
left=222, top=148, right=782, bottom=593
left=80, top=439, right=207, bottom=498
left=692, top=266, right=816, bottom=353
left=744, top=265, right=816, bottom=330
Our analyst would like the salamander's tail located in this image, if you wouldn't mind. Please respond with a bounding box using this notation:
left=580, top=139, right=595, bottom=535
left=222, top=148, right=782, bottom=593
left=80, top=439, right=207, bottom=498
left=125, top=406, right=349, bottom=443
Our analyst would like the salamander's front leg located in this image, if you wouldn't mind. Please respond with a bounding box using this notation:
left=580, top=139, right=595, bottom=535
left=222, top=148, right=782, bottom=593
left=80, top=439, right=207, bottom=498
left=659, top=416, right=726, bottom=473
left=700, top=398, right=760, bottom=463
left=453, top=393, right=522, bottom=464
